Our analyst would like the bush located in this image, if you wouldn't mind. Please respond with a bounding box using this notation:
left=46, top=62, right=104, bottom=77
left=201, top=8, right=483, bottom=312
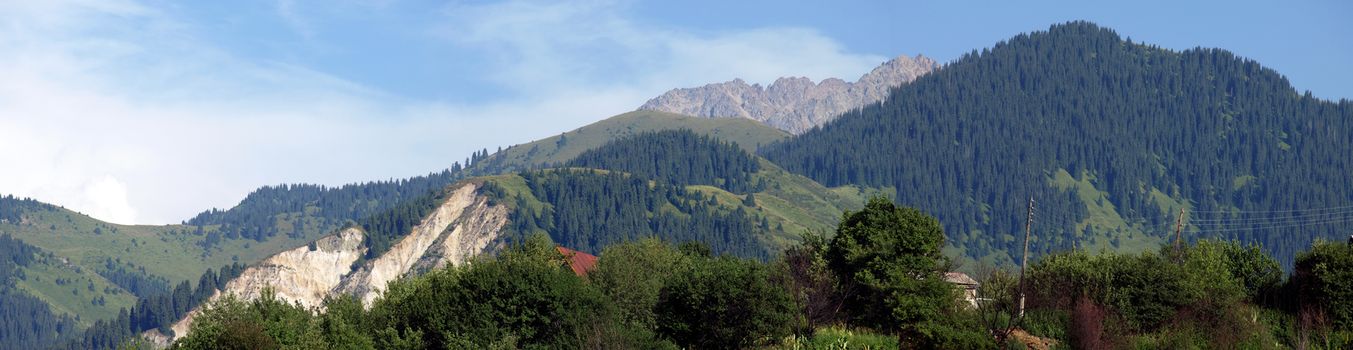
left=655, top=255, right=797, bottom=349
left=1293, top=241, right=1353, bottom=330
left=589, top=238, right=687, bottom=330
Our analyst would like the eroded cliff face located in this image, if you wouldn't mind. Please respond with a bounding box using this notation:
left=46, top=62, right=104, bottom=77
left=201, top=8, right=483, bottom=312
left=338, top=183, right=510, bottom=306
left=154, top=181, right=509, bottom=343
left=638, top=54, right=938, bottom=134
left=225, top=227, right=367, bottom=309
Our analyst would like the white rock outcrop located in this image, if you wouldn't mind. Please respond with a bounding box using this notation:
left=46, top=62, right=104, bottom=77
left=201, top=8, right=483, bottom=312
left=154, top=181, right=509, bottom=343
left=338, top=182, right=509, bottom=306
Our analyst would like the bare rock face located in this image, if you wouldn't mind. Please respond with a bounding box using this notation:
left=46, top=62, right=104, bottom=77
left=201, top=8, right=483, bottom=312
left=338, top=182, right=510, bottom=306
left=639, top=54, right=938, bottom=134
left=154, top=181, right=509, bottom=343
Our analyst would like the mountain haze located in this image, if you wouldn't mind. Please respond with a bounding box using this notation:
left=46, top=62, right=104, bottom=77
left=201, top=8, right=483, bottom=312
left=639, top=55, right=938, bottom=133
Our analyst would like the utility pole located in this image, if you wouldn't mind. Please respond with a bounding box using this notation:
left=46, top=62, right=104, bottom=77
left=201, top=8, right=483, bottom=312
left=1018, top=196, right=1034, bottom=318
left=1173, top=208, right=1186, bottom=254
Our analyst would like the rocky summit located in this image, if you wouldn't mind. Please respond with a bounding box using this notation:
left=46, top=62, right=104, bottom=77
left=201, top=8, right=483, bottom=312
left=638, top=54, right=939, bottom=134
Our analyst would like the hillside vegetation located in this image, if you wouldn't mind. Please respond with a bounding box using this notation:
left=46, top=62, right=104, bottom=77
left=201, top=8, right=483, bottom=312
left=765, top=21, right=1353, bottom=266
left=166, top=197, right=1353, bottom=349
left=471, top=110, right=792, bottom=174
left=481, top=129, right=875, bottom=257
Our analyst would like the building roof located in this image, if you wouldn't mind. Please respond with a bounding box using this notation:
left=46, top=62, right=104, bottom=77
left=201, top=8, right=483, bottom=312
left=556, top=246, right=599, bottom=277
left=944, top=272, right=979, bottom=287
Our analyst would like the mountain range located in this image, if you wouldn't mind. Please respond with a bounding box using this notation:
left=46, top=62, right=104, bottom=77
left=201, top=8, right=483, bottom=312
left=2, top=21, right=1350, bottom=348
left=639, top=54, right=938, bottom=133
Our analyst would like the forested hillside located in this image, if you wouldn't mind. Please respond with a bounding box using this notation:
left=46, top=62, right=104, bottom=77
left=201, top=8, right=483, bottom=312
left=0, top=234, right=79, bottom=349
left=482, top=169, right=769, bottom=258
left=566, top=129, right=762, bottom=193
left=763, top=21, right=1353, bottom=266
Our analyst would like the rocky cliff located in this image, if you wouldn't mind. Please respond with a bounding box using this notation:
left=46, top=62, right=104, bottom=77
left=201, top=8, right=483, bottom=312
left=638, top=54, right=938, bottom=134
left=337, top=183, right=509, bottom=306
left=152, top=182, right=509, bottom=343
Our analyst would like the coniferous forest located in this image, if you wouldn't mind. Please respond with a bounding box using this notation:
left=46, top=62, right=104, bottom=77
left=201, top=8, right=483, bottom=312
left=764, top=22, right=1353, bottom=266
left=486, top=169, right=767, bottom=258
left=566, top=129, right=763, bottom=193
left=184, top=170, right=464, bottom=243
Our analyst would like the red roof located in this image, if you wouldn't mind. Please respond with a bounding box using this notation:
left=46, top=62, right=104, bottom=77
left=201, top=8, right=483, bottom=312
left=556, top=246, right=599, bottom=277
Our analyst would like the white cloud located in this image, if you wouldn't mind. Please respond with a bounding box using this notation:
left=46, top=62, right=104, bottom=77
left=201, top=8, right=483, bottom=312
left=0, top=0, right=886, bottom=225
left=83, top=176, right=136, bottom=224
left=437, top=0, right=888, bottom=95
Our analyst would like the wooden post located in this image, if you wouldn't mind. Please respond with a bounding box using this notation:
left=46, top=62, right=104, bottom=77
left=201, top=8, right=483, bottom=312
left=1173, top=208, right=1186, bottom=254
left=1018, top=197, right=1033, bottom=318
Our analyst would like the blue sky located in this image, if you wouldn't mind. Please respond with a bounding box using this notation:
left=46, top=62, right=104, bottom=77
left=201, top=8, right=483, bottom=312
left=0, top=0, right=1348, bottom=224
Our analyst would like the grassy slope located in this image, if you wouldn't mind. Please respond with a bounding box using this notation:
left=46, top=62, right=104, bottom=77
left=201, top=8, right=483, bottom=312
left=14, top=253, right=139, bottom=325
left=0, top=206, right=315, bottom=326
left=478, top=110, right=792, bottom=172
left=1048, top=169, right=1167, bottom=254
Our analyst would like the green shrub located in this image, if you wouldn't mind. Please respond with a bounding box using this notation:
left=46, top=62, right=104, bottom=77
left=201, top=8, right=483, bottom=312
left=655, top=255, right=797, bottom=349
left=1293, top=241, right=1353, bottom=330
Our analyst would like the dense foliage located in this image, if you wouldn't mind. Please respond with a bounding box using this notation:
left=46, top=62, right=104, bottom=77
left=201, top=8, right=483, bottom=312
left=587, top=238, right=686, bottom=330
left=654, top=253, right=797, bottom=348
left=1021, top=239, right=1346, bottom=348
left=1292, top=241, right=1353, bottom=330
left=566, top=129, right=763, bottom=193
left=827, top=197, right=960, bottom=346
left=172, top=236, right=669, bottom=350
left=489, top=169, right=767, bottom=258
left=169, top=196, right=1353, bottom=349
left=763, top=21, right=1353, bottom=265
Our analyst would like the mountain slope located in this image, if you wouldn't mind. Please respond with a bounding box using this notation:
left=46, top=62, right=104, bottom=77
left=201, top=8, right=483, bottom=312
left=763, top=21, right=1353, bottom=266
left=0, top=196, right=293, bottom=326
left=152, top=180, right=510, bottom=343
left=640, top=54, right=938, bottom=133
left=470, top=110, right=791, bottom=175
left=485, top=130, right=880, bottom=255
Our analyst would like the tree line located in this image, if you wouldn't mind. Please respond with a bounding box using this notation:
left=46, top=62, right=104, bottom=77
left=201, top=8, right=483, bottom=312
left=184, top=168, right=473, bottom=244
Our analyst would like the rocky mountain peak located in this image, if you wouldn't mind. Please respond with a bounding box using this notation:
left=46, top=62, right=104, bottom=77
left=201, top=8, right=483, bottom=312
left=638, top=54, right=939, bottom=134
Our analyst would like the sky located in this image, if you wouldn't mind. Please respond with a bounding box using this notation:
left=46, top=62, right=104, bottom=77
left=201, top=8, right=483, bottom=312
left=1, top=0, right=1349, bottom=225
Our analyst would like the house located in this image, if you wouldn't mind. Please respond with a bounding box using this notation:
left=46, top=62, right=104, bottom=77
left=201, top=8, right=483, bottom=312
left=556, top=246, right=599, bottom=277
left=944, top=272, right=980, bottom=308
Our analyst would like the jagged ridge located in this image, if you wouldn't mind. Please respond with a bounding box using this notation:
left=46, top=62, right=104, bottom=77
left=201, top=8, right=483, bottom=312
left=638, top=54, right=938, bottom=134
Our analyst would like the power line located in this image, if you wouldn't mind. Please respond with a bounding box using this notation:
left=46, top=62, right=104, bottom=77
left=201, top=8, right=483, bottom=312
left=1188, top=204, right=1353, bottom=214
left=1188, top=209, right=1353, bottom=224
left=1186, top=215, right=1353, bottom=233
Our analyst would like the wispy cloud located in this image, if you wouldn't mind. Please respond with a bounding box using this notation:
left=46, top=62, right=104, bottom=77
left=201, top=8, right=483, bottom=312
left=0, top=0, right=886, bottom=224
